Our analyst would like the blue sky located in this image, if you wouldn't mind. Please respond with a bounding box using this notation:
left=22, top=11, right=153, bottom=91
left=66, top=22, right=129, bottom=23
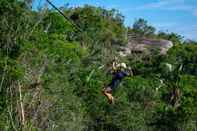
left=33, top=0, right=197, bottom=40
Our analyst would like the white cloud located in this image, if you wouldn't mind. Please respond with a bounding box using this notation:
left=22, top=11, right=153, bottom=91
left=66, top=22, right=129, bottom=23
left=136, top=0, right=184, bottom=9
left=136, top=0, right=197, bottom=16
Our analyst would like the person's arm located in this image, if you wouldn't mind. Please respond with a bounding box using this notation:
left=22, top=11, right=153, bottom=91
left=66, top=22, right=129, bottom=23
left=112, top=61, right=118, bottom=71
left=128, top=68, right=134, bottom=76
left=125, top=67, right=133, bottom=77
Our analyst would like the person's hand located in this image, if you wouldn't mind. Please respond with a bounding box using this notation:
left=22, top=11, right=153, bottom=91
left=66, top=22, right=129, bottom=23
left=127, top=67, right=133, bottom=76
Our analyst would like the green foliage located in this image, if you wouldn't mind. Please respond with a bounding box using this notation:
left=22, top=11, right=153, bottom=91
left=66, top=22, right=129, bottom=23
left=42, top=11, right=74, bottom=35
left=151, top=75, right=197, bottom=131
left=132, top=18, right=156, bottom=38
left=149, top=44, right=197, bottom=130
left=68, top=5, right=127, bottom=47
left=0, top=1, right=196, bottom=130
left=158, top=31, right=183, bottom=44
left=17, top=30, right=89, bottom=130
left=167, top=44, right=197, bottom=75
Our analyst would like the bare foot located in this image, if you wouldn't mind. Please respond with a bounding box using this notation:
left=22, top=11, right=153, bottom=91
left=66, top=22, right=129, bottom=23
left=108, top=95, right=114, bottom=104
left=102, top=87, right=114, bottom=104
left=103, top=92, right=114, bottom=104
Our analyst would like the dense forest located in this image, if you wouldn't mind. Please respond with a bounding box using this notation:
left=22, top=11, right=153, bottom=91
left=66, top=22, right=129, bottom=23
left=0, top=0, right=197, bottom=130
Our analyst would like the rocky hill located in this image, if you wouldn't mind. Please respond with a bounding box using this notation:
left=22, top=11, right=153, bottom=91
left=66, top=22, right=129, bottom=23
left=119, top=34, right=173, bottom=56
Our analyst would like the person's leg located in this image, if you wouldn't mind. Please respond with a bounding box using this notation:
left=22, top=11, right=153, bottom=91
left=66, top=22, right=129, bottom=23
left=110, top=79, right=120, bottom=90
left=104, top=90, right=114, bottom=104
left=102, top=79, right=121, bottom=104
left=102, top=86, right=114, bottom=104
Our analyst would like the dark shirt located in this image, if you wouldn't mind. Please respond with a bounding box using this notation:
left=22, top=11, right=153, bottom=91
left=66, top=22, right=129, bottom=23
left=108, top=71, right=128, bottom=90
left=112, top=71, right=128, bottom=80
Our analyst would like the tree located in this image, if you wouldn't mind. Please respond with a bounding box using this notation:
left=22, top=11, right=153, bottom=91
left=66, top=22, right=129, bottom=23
left=132, top=18, right=156, bottom=38
left=150, top=44, right=197, bottom=131
left=158, top=31, right=183, bottom=44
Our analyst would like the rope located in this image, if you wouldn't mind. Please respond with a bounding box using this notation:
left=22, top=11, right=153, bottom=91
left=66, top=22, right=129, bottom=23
left=46, top=0, right=83, bottom=32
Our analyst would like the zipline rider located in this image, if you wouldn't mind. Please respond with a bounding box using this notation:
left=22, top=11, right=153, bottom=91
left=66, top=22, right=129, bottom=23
left=102, top=61, right=133, bottom=104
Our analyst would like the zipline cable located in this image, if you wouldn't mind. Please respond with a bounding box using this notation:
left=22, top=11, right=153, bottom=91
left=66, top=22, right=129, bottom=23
left=46, top=0, right=90, bottom=47
left=46, top=0, right=83, bottom=32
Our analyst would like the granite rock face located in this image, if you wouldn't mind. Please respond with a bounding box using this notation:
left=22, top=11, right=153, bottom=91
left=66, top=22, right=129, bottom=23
left=119, top=37, right=173, bottom=56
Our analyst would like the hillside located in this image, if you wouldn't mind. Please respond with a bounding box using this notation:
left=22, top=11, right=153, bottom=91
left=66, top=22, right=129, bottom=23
left=0, top=1, right=197, bottom=131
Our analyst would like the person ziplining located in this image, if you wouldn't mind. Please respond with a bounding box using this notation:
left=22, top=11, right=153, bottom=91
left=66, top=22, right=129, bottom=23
left=46, top=0, right=133, bottom=104
left=102, top=60, right=133, bottom=104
